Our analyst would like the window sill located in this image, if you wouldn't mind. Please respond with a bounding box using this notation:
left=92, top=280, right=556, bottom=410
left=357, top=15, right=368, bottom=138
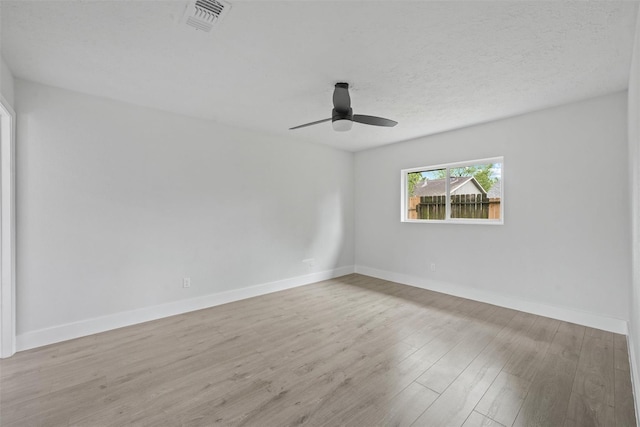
left=401, top=219, right=504, bottom=225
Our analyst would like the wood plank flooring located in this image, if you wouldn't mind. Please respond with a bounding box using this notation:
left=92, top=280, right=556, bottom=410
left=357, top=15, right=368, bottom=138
left=0, top=274, right=636, bottom=426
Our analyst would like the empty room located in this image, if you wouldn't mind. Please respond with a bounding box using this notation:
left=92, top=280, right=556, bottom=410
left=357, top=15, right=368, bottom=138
left=1, top=1, right=640, bottom=426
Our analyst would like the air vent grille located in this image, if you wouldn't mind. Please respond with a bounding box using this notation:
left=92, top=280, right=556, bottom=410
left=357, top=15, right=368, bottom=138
left=183, top=0, right=230, bottom=32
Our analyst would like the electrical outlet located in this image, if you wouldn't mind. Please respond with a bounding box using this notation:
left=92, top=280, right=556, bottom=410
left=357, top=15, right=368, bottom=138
left=430, top=263, right=436, bottom=272
left=183, top=277, right=191, bottom=288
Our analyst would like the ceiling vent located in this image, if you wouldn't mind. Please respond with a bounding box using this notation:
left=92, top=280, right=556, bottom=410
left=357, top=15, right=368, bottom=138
left=182, top=0, right=231, bottom=32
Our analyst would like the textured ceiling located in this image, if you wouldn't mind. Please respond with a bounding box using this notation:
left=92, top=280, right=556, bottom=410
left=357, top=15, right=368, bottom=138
left=1, top=1, right=638, bottom=151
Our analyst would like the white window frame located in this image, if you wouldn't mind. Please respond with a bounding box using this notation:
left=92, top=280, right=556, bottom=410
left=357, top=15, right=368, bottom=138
left=401, top=156, right=504, bottom=225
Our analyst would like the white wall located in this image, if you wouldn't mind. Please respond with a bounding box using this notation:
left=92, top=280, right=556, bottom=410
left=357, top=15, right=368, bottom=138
left=0, top=56, right=14, bottom=107
left=0, top=54, right=16, bottom=358
left=15, top=79, right=354, bottom=344
left=355, top=92, right=630, bottom=332
left=627, top=6, right=640, bottom=421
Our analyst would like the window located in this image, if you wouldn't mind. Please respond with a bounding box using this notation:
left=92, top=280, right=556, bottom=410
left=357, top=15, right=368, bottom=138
left=401, top=157, right=503, bottom=224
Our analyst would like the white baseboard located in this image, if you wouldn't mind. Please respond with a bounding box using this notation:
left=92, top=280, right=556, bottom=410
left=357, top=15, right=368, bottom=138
left=16, top=265, right=355, bottom=352
left=627, top=334, right=640, bottom=424
left=355, top=265, right=628, bottom=334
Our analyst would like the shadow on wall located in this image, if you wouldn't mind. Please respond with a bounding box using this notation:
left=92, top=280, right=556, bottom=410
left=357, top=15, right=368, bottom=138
left=307, top=191, right=346, bottom=274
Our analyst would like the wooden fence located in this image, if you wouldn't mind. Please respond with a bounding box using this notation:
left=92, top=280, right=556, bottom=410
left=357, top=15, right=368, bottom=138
left=408, top=195, right=501, bottom=220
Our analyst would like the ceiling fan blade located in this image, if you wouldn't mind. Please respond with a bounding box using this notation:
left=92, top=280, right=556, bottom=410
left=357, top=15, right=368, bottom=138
left=333, top=83, right=351, bottom=113
left=289, top=118, right=332, bottom=130
left=353, top=114, right=397, bottom=127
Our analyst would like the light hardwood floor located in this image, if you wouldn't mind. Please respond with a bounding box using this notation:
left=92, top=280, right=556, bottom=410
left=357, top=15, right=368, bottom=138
left=0, top=274, right=637, bottom=426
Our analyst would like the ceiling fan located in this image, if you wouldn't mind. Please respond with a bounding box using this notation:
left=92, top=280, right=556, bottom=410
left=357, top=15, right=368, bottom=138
left=290, top=83, right=397, bottom=132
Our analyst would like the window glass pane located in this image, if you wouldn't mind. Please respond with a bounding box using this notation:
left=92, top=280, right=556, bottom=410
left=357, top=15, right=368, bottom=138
left=449, top=163, right=502, bottom=220
left=407, top=168, right=446, bottom=220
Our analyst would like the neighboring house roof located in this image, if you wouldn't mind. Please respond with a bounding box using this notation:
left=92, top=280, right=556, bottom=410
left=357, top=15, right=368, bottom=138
left=487, top=179, right=501, bottom=199
left=413, top=176, right=487, bottom=197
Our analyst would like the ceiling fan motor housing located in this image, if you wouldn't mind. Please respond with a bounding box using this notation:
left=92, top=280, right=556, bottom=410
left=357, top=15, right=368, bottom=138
left=332, top=108, right=353, bottom=121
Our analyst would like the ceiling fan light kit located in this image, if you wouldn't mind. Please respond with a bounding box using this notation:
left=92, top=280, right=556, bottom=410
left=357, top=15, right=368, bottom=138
left=290, top=83, right=397, bottom=132
left=332, top=119, right=353, bottom=132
